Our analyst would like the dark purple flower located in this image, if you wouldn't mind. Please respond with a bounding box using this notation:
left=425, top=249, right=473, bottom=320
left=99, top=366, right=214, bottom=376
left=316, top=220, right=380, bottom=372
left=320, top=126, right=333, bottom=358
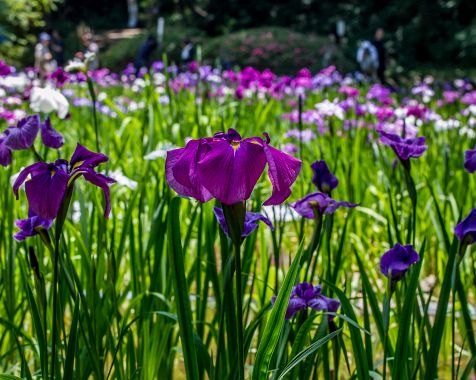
left=272, top=282, right=340, bottom=320
left=40, top=117, right=64, bottom=148
left=14, top=213, right=53, bottom=241
left=166, top=129, right=302, bottom=206
left=380, top=243, right=420, bottom=281
left=0, top=136, right=12, bottom=166
left=454, top=209, right=476, bottom=244
left=311, top=160, right=338, bottom=193
left=379, top=131, right=427, bottom=161
left=213, top=207, right=274, bottom=238
left=3, top=115, right=40, bottom=150
left=13, top=144, right=115, bottom=220
left=463, top=146, right=476, bottom=173
left=290, top=192, right=356, bottom=219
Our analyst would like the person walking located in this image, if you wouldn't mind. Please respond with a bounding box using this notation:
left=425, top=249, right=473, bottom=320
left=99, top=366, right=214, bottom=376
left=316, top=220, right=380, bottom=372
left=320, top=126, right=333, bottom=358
left=34, top=32, right=56, bottom=79
left=51, top=30, right=65, bottom=67
left=372, top=28, right=387, bottom=84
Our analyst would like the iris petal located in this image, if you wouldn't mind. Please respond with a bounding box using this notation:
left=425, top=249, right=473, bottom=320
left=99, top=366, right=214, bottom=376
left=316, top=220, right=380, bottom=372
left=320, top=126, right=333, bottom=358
left=263, top=143, right=301, bottom=206
left=166, top=139, right=213, bottom=203
left=82, top=168, right=116, bottom=218
left=4, top=115, right=40, bottom=150
left=40, top=117, right=64, bottom=149
left=70, top=143, right=108, bottom=168
left=198, top=139, right=266, bottom=205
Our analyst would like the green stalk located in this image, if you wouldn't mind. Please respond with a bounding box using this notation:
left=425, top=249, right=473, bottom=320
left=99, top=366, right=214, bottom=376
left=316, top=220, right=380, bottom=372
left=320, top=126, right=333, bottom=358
left=234, top=241, right=245, bottom=380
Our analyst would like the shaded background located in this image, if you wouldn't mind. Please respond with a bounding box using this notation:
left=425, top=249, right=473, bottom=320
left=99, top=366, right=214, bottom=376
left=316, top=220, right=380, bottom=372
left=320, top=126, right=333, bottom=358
left=1, top=0, right=475, bottom=74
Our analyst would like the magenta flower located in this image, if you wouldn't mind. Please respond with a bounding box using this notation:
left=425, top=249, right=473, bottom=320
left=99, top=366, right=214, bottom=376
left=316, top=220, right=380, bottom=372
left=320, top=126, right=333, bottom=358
left=290, top=192, right=356, bottom=219
left=380, top=243, right=420, bottom=281
left=14, top=213, right=53, bottom=241
left=13, top=144, right=115, bottom=220
left=464, top=146, right=476, bottom=173
left=272, top=282, right=340, bottom=320
left=454, top=209, right=476, bottom=244
left=213, top=207, right=274, bottom=238
left=311, top=160, right=338, bottom=193
left=379, top=131, right=427, bottom=161
left=166, top=128, right=302, bottom=205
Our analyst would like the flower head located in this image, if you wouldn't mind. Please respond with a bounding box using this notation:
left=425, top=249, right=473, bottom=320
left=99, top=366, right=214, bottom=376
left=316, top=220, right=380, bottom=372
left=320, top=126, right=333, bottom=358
left=379, top=131, right=427, bottom=161
left=3, top=115, right=40, bottom=150
left=454, top=208, right=476, bottom=244
left=464, top=146, right=476, bottom=173
left=14, top=213, right=53, bottom=241
left=272, top=282, right=340, bottom=320
left=166, top=128, right=301, bottom=205
left=13, top=144, right=115, bottom=220
left=311, top=160, right=338, bottom=193
left=380, top=243, right=420, bottom=281
left=213, top=207, right=274, bottom=238
left=290, top=192, right=356, bottom=219
left=30, top=87, right=69, bottom=119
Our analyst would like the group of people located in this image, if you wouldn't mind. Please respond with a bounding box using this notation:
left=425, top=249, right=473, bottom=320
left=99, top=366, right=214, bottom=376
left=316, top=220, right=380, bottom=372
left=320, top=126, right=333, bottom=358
left=356, top=28, right=387, bottom=83
left=34, top=30, right=99, bottom=78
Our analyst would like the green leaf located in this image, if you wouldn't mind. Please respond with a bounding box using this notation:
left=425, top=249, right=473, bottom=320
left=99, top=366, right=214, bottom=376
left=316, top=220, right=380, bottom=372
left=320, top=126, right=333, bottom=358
left=167, top=197, right=200, bottom=380
left=252, top=241, right=304, bottom=379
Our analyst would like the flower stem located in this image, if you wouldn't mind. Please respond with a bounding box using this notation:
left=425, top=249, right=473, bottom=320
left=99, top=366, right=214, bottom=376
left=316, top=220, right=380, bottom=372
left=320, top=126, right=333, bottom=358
left=234, top=242, right=245, bottom=380
left=86, top=76, right=100, bottom=151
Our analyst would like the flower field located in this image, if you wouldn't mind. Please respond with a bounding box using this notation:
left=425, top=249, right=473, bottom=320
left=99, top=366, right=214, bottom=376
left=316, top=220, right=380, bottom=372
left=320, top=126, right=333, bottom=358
left=0, top=60, right=475, bottom=379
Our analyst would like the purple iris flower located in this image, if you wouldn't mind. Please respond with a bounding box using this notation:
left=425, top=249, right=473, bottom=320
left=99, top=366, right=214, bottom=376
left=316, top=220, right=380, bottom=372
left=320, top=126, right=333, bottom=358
left=380, top=243, right=420, bottom=281
left=13, top=144, right=115, bottom=220
left=463, top=146, right=476, bottom=173
left=14, top=213, right=53, bottom=241
left=3, top=115, right=40, bottom=150
left=379, top=131, right=427, bottom=161
left=213, top=207, right=274, bottom=238
left=166, top=128, right=302, bottom=206
left=311, top=160, right=338, bottom=193
left=272, top=282, right=340, bottom=320
left=454, top=208, right=476, bottom=244
left=0, top=136, right=12, bottom=166
left=2, top=115, right=64, bottom=151
left=290, top=192, right=356, bottom=219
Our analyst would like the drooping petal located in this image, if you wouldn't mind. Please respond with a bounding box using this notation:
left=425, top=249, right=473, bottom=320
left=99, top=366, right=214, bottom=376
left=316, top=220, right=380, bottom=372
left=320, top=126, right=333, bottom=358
left=307, top=297, right=329, bottom=312
left=324, top=200, right=358, bottom=214
left=25, top=166, right=70, bottom=219
left=14, top=214, right=53, bottom=241
left=70, top=143, right=108, bottom=169
left=380, top=243, right=420, bottom=280
left=262, top=143, right=301, bottom=206
left=285, top=297, right=307, bottom=319
left=0, top=137, right=12, bottom=166
left=40, top=117, right=64, bottom=149
left=13, top=162, right=50, bottom=199
left=242, top=211, right=274, bottom=237
left=464, top=147, right=476, bottom=173
left=3, top=115, right=40, bottom=150
left=81, top=168, right=116, bottom=218
left=454, top=208, right=476, bottom=244
left=166, top=139, right=213, bottom=203
left=198, top=139, right=267, bottom=205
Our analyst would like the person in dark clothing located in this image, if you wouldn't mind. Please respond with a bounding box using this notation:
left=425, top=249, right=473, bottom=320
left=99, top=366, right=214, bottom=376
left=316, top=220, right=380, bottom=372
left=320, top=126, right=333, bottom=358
left=134, top=35, right=158, bottom=74
left=372, top=28, right=386, bottom=84
left=51, top=30, right=65, bottom=67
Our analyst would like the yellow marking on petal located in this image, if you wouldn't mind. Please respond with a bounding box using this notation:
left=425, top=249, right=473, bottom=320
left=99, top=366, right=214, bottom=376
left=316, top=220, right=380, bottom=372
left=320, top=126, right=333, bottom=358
left=231, top=141, right=240, bottom=152
left=72, top=160, right=85, bottom=170
left=51, top=170, right=56, bottom=177
left=249, top=140, right=262, bottom=146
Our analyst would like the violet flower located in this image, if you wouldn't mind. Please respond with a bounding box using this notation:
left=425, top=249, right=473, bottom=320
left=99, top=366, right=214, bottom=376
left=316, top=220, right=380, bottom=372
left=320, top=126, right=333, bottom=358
left=311, top=160, right=338, bottom=193
left=454, top=208, right=476, bottom=244
left=0, top=136, right=12, bottom=166
left=379, top=131, right=427, bottom=162
left=380, top=243, right=420, bottom=281
left=213, top=207, right=274, bottom=238
left=13, top=144, right=115, bottom=220
left=2, top=115, right=64, bottom=151
left=272, top=282, right=340, bottom=320
left=463, top=146, right=476, bottom=173
left=14, top=213, right=53, bottom=241
left=166, top=128, right=302, bottom=206
left=290, top=192, right=356, bottom=219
